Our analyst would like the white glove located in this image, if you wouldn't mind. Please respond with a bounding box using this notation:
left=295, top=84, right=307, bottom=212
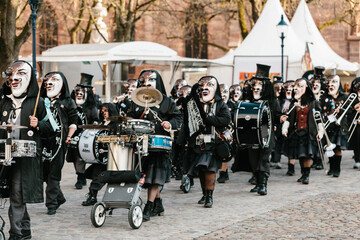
left=282, top=120, right=289, bottom=136
left=317, top=123, right=325, bottom=140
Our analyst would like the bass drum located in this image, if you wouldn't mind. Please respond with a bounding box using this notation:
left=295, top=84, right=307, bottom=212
left=78, top=129, right=109, bottom=164
left=42, top=107, right=63, bottom=161
left=234, top=100, right=272, bottom=149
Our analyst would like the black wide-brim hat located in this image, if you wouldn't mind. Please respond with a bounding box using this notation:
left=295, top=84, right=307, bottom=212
left=251, top=64, right=271, bottom=80
left=313, top=66, right=325, bottom=80
left=77, top=72, right=94, bottom=88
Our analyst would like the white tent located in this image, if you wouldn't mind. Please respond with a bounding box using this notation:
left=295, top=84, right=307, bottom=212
left=291, top=0, right=359, bottom=73
left=209, top=0, right=305, bottom=83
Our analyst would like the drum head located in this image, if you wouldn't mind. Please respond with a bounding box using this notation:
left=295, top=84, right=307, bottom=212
left=258, top=101, right=272, bottom=148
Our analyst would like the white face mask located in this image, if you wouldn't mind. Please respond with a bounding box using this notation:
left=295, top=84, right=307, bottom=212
left=327, top=76, right=340, bottom=97
left=284, top=82, right=294, bottom=100
left=311, top=80, right=321, bottom=95
left=45, top=73, right=63, bottom=98
left=252, top=80, right=263, bottom=100
left=294, top=80, right=307, bottom=101
left=220, top=85, right=230, bottom=103
left=138, top=71, right=157, bottom=89
left=231, top=86, right=242, bottom=102
left=75, top=87, right=87, bottom=105
left=127, top=82, right=137, bottom=97
left=199, top=77, right=217, bottom=102
left=9, top=62, right=32, bottom=97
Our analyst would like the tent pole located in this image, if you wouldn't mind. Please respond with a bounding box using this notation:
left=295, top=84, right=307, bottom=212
left=105, top=61, right=111, bottom=102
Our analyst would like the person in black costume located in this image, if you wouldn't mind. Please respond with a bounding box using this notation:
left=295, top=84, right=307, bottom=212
left=40, top=72, right=78, bottom=215
left=127, top=69, right=182, bottom=221
left=246, top=64, right=281, bottom=195
left=170, top=79, right=188, bottom=100
left=0, top=60, right=53, bottom=240
left=115, top=79, right=137, bottom=115
left=69, top=73, right=100, bottom=189
left=348, top=77, right=360, bottom=169
left=320, top=75, right=350, bottom=177
left=82, top=102, right=119, bottom=206
left=281, top=78, right=323, bottom=184
left=180, top=76, right=231, bottom=207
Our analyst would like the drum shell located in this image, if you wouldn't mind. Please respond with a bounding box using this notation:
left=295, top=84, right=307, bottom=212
left=0, top=139, right=37, bottom=158
left=107, top=143, right=133, bottom=171
left=148, top=135, right=172, bottom=151
left=78, top=129, right=108, bottom=164
left=122, top=119, right=155, bottom=134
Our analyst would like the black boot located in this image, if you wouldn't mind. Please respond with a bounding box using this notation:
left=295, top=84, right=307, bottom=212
left=204, top=190, right=213, bottom=208
left=150, top=198, right=164, bottom=217
left=198, top=189, right=206, bottom=204
left=82, top=190, right=97, bottom=206
left=224, top=169, right=229, bottom=181
left=297, top=166, right=305, bottom=182
left=75, top=173, right=83, bottom=189
left=327, top=157, right=334, bottom=176
left=81, top=174, right=87, bottom=186
left=315, top=158, right=324, bottom=170
left=302, top=167, right=310, bottom=184
left=143, top=201, right=154, bottom=221
left=217, top=171, right=227, bottom=183
left=333, top=155, right=342, bottom=177
left=286, top=163, right=295, bottom=176
left=250, top=172, right=259, bottom=192
left=248, top=174, right=257, bottom=185
left=257, top=172, right=268, bottom=196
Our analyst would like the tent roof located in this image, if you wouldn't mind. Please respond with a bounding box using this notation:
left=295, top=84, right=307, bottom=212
left=291, top=0, right=359, bottom=72
left=34, top=41, right=223, bottom=67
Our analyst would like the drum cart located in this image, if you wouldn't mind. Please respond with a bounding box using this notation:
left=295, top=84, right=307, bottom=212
left=91, top=134, right=148, bottom=229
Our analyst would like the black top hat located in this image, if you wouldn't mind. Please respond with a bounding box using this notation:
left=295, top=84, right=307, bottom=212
left=253, top=64, right=271, bottom=80
left=313, top=66, right=325, bottom=80
left=78, top=73, right=94, bottom=87
left=273, top=76, right=283, bottom=84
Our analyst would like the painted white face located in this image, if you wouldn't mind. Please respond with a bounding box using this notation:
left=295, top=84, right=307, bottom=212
left=75, top=87, right=86, bottom=105
left=274, top=82, right=282, bottom=98
left=220, top=84, right=230, bottom=103
left=138, top=71, right=157, bottom=88
left=230, top=86, right=242, bottom=102
left=101, top=106, right=109, bottom=120
left=251, top=80, right=263, bottom=100
left=311, top=79, right=321, bottom=95
left=199, top=77, right=217, bottom=102
left=127, top=80, right=137, bottom=98
left=284, top=82, right=294, bottom=100
left=294, top=79, right=307, bottom=101
left=178, top=86, right=191, bottom=98
left=44, top=73, right=63, bottom=98
left=327, top=76, right=340, bottom=97
left=6, top=62, right=32, bottom=97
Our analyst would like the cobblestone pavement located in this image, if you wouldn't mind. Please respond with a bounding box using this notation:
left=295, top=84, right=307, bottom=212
left=0, top=151, right=360, bottom=239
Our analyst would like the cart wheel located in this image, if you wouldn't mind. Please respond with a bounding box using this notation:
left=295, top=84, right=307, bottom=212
left=91, top=203, right=106, bottom=228
left=181, top=175, right=191, bottom=193
left=0, top=230, right=4, bottom=240
left=128, top=204, right=143, bottom=229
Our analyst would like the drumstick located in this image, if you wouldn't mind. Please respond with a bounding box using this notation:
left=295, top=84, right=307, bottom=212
left=32, top=82, right=42, bottom=118
left=147, top=108, right=163, bottom=123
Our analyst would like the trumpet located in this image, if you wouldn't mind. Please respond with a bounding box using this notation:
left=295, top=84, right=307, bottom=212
left=113, top=94, right=128, bottom=104
left=324, top=93, right=357, bottom=129
left=348, top=111, right=360, bottom=142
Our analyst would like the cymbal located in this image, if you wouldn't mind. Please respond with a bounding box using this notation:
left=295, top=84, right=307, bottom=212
left=107, top=116, right=129, bottom=122
left=0, top=124, right=27, bottom=130
left=79, top=124, right=110, bottom=130
left=131, top=87, right=163, bottom=107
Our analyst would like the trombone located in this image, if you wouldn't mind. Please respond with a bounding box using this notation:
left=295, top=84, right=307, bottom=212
left=324, top=93, right=357, bottom=129
left=312, top=110, right=328, bottom=173
left=348, top=111, right=360, bottom=142
left=313, top=110, right=336, bottom=155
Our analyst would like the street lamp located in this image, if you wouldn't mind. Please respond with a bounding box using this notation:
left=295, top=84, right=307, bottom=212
left=29, top=0, right=40, bottom=78
left=276, top=15, right=289, bottom=81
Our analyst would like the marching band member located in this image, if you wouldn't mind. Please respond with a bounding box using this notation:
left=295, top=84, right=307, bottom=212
left=115, top=79, right=137, bottom=115
left=82, top=103, right=119, bottom=206
left=69, top=73, right=99, bottom=189
left=246, top=64, right=281, bottom=195
left=40, top=72, right=78, bottom=215
left=270, top=76, right=284, bottom=169
left=320, top=75, right=350, bottom=177
left=348, top=77, right=360, bottom=169
left=170, top=79, right=188, bottom=100
left=228, top=84, right=242, bottom=112
left=0, top=60, right=53, bottom=239
left=282, top=78, right=322, bottom=184
left=217, top=84, right=232, bottom=183
left=180, top=76, right=231, bottom=207
left=127, top=70, right=182, bottom=221
left=310, top=67, right=326, bottom=170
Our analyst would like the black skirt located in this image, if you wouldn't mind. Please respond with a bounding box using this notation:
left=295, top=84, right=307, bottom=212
left=285, top=131, right=313, bottom=160
left=142, top=151, right=171, bottom=187
left=187, top=145, right=221, bottom=177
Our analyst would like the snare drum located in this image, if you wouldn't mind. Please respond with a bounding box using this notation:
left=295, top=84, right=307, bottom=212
left=122, top=119, right=155, bottom=134
left=78, top=129, right=109, bottom=164
left=0, top=140, right=36, bottom=158
left=107, top=143, right=133, bottom=171
left=148, top=135, right=172, bottom=151
left=234, top=101, right=272, bottom=149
